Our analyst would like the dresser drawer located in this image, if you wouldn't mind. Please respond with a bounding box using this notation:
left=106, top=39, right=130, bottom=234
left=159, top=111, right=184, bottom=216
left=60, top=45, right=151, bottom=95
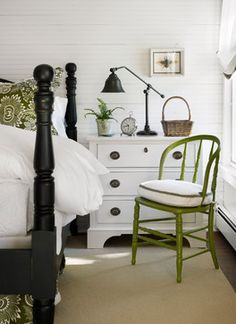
left=96, top=200, right=196, bottom=224
left=97, top=143, right=195, bottom=168
left=101, top=171, right=194, bottom=196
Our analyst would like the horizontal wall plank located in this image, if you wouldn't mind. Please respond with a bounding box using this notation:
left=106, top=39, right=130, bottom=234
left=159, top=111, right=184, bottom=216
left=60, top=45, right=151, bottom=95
left=0, top=0, right=222, bottom=138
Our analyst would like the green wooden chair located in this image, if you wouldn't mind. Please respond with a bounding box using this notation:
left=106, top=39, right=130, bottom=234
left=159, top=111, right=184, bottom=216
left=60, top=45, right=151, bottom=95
left=131, top=135, right=220, bottom=283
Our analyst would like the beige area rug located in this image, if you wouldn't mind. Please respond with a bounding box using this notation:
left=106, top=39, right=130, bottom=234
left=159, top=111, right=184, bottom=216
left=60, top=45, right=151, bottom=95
left=55, top=247, right=236, bottom=324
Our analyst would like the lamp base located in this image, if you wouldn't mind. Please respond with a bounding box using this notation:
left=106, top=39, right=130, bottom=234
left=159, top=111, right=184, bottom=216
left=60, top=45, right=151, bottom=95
left=136, top=129, right=158, bottom=136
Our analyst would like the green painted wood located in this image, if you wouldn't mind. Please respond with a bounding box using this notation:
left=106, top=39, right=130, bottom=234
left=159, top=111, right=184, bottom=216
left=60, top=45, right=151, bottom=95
left=135, top=196, right=210, bottom=214
left=211, top=155, right=220, bottom=201
left=183, top=225, right=208, bottom=236
left=192, top=139, right=202, bottom=183
left=201, top=138, right=220, bottom=204
left=208, top=204, right=219, bottom=269
left=180, top=143, right=187, bottom=180
left=138, top=226, right=176, bottom=241
left=182, top=249, right=210, bottom=261
left=132, top=135, right=220, bottom=283
left=139, top=216, right=176, bottom=223
left=137, top=235, right=177, bottom=251
left=209, top=141, right=215, bottom=160
left=131, top=202, right=140, bottom=265
left=176, top=214, right=183, bottom=283
left=184, top=233, right=208, bottom=242
left=157, top=238, right=177, bottom=243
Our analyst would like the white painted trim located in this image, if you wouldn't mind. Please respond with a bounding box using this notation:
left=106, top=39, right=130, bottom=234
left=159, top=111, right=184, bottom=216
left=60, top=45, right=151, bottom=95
left=221, top=164, right=236, bottom=189
left=216, top=204, right=236, bottom=251
left=222, top=78, right=232, bottom=165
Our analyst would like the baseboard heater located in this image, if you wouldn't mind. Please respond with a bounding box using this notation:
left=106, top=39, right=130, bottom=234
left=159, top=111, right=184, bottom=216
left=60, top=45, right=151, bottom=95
left=216, top=205, right=236, bottom=251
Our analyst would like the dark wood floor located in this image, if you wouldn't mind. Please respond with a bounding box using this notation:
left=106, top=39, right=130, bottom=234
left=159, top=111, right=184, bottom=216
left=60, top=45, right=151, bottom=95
left=67, top=231, right=236, bottom=291
left=214, top=231, right=236, bottom=291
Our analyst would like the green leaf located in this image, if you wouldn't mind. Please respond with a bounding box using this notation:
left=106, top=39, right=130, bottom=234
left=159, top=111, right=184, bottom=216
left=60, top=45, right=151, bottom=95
left=84, top=111, right=100, bottom=118
left=110, top=106, right=125, bottom=113
left=84, top=108, right=96, bottom=113
left=84, top=99, right=123, bottom=120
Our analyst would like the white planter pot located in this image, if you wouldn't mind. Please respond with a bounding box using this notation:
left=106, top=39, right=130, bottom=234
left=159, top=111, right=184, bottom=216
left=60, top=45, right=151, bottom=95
left=96, top=119, right=113, bottom=136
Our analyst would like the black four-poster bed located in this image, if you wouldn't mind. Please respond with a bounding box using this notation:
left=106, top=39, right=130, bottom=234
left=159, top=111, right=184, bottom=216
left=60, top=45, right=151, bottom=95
left=0, top=63, right=77, bottom=323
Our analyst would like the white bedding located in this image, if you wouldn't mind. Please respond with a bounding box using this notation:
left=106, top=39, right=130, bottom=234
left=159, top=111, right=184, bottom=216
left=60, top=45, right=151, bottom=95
left=52, top=96, right=68, bottom=137
left=0, top=179, right=29, bottom=236
left=0, top=179, right=75, bottom=253
left=0, top=125, right=108, bottom=253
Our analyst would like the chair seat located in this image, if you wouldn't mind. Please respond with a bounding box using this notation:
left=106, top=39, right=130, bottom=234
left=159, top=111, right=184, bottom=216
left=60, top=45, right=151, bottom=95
left=138, top=179, right=212, bottom=207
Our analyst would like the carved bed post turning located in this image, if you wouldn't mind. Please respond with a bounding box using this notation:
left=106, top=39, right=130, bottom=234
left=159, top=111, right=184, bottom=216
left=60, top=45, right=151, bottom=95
left=65, top=63, right=79, bottom=236
left=65, top=62, right=77, bottom=141
left=33, top=64, right=55, bottom=231
left=33, top=65, right=56, bottom=324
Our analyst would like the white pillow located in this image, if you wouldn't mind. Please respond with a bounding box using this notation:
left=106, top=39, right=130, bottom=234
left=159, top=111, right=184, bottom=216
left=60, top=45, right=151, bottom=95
left=138, top=179, right=212, bottom=207
left=0, top=145, right=27, bottom=179
left=52, top=96, right=68, bottom=137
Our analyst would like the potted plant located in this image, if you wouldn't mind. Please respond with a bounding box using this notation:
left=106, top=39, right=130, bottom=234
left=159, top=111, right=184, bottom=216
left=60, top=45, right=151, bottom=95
left=84, top=98, right=124, bottom=136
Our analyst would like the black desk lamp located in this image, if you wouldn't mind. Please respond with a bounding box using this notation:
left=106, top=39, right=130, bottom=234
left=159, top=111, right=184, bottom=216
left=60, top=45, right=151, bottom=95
left=101, top=66, right=165, bottom=135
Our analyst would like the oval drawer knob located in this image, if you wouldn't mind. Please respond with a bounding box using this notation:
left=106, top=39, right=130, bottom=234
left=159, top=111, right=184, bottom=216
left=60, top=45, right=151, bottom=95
left=110, top=151, right=120, bottom=160
left=144, top=147, right=148, bottom=153
left=110, top=207, right=121, bottom=216
left=110, top=179, right=120, bottom=188
left=172, top=151, right=183, bottom=160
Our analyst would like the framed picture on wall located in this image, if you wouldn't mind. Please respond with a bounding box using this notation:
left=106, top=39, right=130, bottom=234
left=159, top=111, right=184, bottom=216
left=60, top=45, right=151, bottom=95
left=150, top=48, right=184, bottom=76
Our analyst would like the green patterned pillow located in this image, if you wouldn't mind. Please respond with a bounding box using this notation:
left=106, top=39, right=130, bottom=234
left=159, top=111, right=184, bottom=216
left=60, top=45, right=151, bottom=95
left=0, top=67, right=63, bottom=133
left=0, top=294, right=33, bottom=324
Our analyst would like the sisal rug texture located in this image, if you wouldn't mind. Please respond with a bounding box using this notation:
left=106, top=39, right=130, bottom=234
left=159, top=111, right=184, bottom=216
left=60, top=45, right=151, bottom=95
left=55, top=247, right=236, bottom=324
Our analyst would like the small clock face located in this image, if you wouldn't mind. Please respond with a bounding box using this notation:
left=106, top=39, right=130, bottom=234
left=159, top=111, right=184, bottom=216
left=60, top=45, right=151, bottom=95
left=121, top=117, right=137, bottom=135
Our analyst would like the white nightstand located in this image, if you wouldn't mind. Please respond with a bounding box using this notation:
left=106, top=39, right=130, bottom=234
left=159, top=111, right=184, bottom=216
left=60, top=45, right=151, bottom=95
left=87, top=135, right=205, bottom=248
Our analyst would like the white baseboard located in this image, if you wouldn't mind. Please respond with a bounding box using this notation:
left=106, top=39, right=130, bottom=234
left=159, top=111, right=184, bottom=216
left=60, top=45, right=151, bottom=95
left=216, top=205, right=236, bottom=251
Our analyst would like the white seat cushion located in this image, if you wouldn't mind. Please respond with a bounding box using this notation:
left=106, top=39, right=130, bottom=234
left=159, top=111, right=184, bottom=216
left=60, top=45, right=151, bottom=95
left=138, top=180, right=212, bottom=207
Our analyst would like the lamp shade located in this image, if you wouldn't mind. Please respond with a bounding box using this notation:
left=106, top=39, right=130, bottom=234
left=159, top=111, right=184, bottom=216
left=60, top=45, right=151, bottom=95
left=101, top=72, right=125, bottom=93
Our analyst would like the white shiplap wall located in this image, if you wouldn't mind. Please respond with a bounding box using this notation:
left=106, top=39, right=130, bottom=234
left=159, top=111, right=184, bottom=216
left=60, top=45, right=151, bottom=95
left=0, top=0, right=222, bottom=136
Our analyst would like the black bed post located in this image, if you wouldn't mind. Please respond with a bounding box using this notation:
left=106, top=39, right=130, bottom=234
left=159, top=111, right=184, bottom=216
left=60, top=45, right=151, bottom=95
left=65, top=62, right=77, bottom=141
left=33, top=65, right=56, bottom=324
left=65, top=62, right=79, bottom=235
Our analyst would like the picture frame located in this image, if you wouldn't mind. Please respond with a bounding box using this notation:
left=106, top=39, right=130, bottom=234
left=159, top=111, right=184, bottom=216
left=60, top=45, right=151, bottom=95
left=150, top=48, right=184, bottom=76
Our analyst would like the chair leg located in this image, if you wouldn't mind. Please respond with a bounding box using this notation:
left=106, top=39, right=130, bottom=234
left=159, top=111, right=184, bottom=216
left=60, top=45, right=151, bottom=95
left=33, top=299, right=55, bottom=324
left=208, top=204, right=219, bottom=269
left=176, top=213, right=183, bottom=283
left=131, top=202, right=140, bottom=265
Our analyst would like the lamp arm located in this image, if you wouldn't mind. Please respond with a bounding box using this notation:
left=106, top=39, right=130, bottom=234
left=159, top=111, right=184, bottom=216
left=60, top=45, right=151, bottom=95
left=110, top=66, right=164, bottom=98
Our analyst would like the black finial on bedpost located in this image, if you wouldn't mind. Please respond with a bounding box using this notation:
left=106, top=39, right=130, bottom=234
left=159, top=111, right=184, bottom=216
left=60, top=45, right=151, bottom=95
left=33, top=64, right=56, bottom=323
left=65, top=62, right=77, bottom=141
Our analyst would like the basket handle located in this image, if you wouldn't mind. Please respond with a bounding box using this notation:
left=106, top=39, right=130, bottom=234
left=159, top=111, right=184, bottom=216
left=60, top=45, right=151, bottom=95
left=162, top=96, right=191, bottom=121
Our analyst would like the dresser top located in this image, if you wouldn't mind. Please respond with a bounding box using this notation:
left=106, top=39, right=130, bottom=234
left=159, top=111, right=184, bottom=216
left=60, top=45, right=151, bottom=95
left=86, top=134, right=186, bottom=143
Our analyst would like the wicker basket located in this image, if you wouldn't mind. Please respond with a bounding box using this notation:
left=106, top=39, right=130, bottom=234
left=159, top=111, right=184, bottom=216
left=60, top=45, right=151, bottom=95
left=161, top=96, right=193, bottom=136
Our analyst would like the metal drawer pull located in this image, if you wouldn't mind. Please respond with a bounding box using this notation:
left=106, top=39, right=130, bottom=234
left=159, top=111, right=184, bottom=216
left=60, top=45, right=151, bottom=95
left=144, top=147, right=148, bottom=153
left=110, top=179, right=120, bottom=188
left=172, top=151, right=183, bottom=160
left=110, top=151, right=120, bottom=160
left=110, top=207, right=121, bottom=216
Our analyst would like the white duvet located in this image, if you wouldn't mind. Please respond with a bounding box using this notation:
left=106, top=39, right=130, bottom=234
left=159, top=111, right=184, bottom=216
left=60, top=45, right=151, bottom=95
left=0, top=124, right=108, bottom=222
left=0, top=179, right=29, bottom=236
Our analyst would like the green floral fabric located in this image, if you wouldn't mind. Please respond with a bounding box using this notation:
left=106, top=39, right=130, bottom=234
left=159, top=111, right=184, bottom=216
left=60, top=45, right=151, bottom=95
left=0, top=67, right=63, bottom=133
left=0, top=295, right=32, bottom=324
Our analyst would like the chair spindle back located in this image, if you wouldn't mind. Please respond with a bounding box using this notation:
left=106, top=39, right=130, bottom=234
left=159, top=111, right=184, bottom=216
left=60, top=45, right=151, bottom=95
left=158, top=135, right=220, bottom=204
